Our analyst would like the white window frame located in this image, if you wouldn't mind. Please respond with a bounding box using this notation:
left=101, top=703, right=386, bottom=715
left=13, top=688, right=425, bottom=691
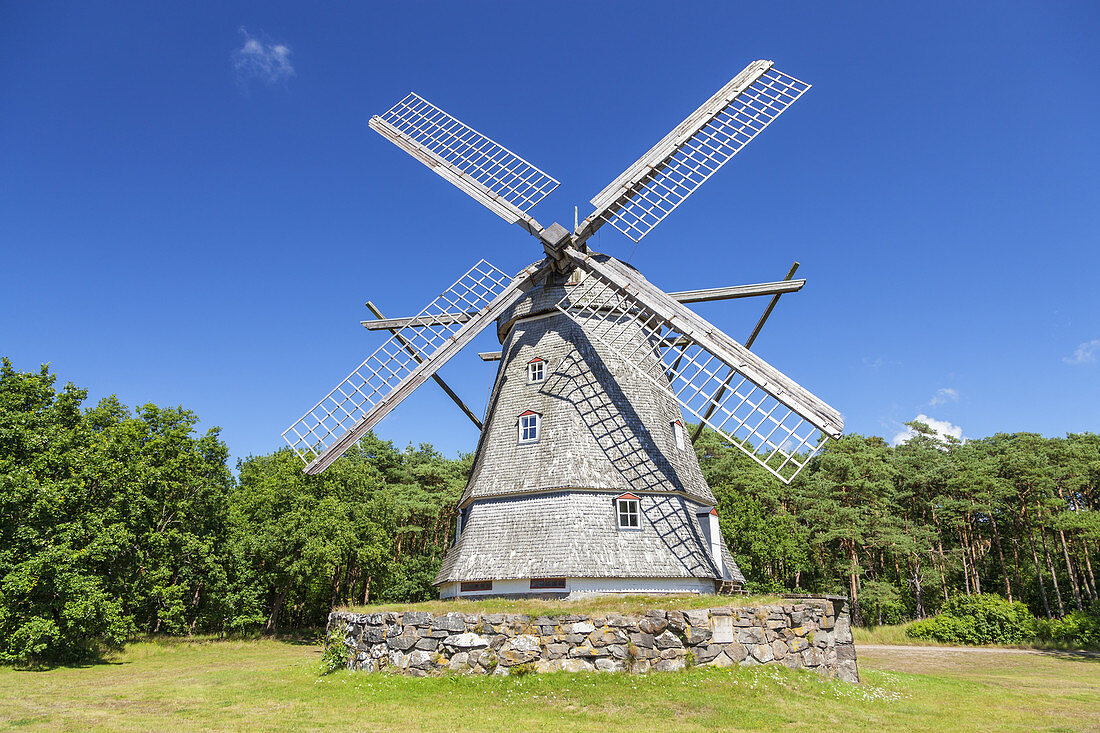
left=616, top=497, right=641, bottom=529
left=518, top=412, right=540, bottom=444
left=527, top=359, right=545, bottom=384
left=672, top=420, right=687, bottom=451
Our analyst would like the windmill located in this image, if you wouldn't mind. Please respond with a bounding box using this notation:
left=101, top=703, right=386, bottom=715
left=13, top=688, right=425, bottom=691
left=284, top=61, right=843, bottom=598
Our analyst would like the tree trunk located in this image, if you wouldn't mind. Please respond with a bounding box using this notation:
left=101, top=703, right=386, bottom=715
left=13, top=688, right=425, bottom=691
left=265, top=584, right=291, bottom=634
left=1058, top=528, right=1084, bottom=611
left=1080, top=540, right=1098, bottom=600
left=959, top=528, right=972, bottom=595
left=329, top=564, right=342, bottom=611
left=930, top=504, right=950, bottom=603
left=968, top=523, right=982, bottom=594
left=911, top=555, right=925, bottom=619
left=1039, top=527, right=1064, bottom=616
left=848, top=543, right=862, bottom=627
left=1011, top=539, right=1024, bottom=605
left=1026, top=522, right=1052, bottom=619
left=991, top=516, right=1012, bottom=601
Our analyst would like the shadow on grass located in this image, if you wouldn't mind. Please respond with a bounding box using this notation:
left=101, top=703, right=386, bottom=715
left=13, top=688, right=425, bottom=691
left=5, top=626, right=327, bottom=672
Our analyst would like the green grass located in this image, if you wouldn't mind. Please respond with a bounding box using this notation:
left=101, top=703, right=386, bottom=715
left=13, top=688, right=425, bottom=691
left=1, top=638, right=1098, bottom=731
left=340, top=593, right=782, bottom=618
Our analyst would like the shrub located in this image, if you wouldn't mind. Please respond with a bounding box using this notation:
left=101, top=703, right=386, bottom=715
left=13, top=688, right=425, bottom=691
left=906, top=594, right=1037, bottom=645
left=319, top=629, right=351, bottom=674
left=1035, top=609, right=1100, bottom=649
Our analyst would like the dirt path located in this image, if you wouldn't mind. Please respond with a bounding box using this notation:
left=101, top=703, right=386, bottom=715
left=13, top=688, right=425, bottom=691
left=858, top=643, right=1100, bottom=658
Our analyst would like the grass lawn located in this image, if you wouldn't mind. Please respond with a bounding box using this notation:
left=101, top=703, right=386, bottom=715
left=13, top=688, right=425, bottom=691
left=2, top=638, right=1098, bottom=731
left=338, top=593, right=782, bottom=617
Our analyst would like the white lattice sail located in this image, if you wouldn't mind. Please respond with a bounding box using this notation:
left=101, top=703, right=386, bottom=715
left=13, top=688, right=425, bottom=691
left=370, top=93, right=560, bottom=223
left=284, top=259, right=516, bottom=472
left=556, top=256, right=842, bottom=483
left=584, top=61, right=810, bottom=243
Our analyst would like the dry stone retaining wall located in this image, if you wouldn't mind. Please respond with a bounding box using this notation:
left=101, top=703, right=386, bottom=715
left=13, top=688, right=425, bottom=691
left=327, top=596, right=858, bottom=683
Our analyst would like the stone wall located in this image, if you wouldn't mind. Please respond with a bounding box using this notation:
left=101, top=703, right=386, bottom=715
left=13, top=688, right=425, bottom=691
left=327, top=596, right=858, bottom=683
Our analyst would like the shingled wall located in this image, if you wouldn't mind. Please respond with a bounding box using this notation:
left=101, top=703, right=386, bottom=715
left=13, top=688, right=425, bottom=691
left=327, top=596, right=858, bottom=683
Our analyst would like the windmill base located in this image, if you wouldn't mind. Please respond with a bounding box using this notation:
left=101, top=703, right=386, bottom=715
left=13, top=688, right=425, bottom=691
left=438, top=577, right=736, bottom=600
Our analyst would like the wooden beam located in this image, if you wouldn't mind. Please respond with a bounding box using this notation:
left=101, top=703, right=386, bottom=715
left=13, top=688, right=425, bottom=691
left=478, top=351, right=502, bottom=362
left=364, top=279, right=805, bottom=331
left=666, top=279, right=804, bottom=303
left=364, top=301, right=483, bottom=431
left=362, top=312, right=475, bottom=331
left=691, top=263, right=800, bottom=444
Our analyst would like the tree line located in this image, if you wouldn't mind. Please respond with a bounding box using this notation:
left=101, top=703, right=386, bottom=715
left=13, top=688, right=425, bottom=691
left=1, top=358, right=1097, bottom=663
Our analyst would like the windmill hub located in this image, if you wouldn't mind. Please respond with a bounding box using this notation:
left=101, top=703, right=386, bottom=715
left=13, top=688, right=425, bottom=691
left=284, top=61, right=843, bottom=599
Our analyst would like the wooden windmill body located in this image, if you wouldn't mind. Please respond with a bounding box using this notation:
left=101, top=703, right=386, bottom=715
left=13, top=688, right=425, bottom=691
left=284, top=61, right=843, bottom=598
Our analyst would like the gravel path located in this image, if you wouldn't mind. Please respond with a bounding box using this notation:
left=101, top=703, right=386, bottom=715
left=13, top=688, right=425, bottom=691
left=858, top=643, right=1099, bottom=658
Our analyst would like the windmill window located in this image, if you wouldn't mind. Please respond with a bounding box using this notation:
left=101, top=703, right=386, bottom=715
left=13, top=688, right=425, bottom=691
left=527, top=359, right=545, bottom=384
left=460, top=580, right=492, bottom=593
left=518, top=411, right=540, bottom=444
left=616, top=495, right=641, bottom=529
left=530, top=578, right=566, bottom=590
left=672, top=420, right=687, bottom=451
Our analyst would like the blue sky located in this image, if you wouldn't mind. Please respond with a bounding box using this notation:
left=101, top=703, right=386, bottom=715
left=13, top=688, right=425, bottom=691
left=2, top=2, right=1098, bottom=465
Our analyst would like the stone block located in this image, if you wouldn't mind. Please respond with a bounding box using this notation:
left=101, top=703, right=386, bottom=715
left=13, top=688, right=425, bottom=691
left=666, top=611, right=686, bottom=632
left=387, top=634, right=418, bottom=651
left=696, top=644, right=722, bottom=664
left=568, top=644, right=608, bottom=658
left=404, top=611, right=432, bottom=627
left=571, top=621, right=596, bottom=634
left=836, top=643, right=857, bottom=662
left=560, top=659, right=594, bottom=673
left=442, top=632, right=490, bottom=649
left=653, top=658, right=685, bottom=672
left=736, top=627, right=766, bottom=645
left=546, top=643, right=569, bottom=659
left=787, top=637, right=809, bottom=653
left=683, top=609, right=709, bottom=628
left=710, top=615, right=735, bottom=644
left=609, top=645, right=628, bottom=660
left=362, top=627, right=386, bottom=644
left=654, top=630, right=683, bottom=649
left=629, top=632, right=655, bottom=649
left=771, top=640, right=788, bottom=660
left=589, top=627, right=628, bottom=647
left=837, top=660, right=860, bottom=684
left=415, top=637, right=439, bottom=651
left=532, top=616, right=555, bottom=627
left=484, top=614, right=505, bottom=624
left=595, top=658, right=624, bottom=672
left=709, top=606, right=733, bottom=616
left=684, top=626, right=710, bottom=646
left=449, top=652, right=469, bottom=671
left=723, top=642, right=747, bottom=662
left=639, top=617, right=668, bottom=635
left=706, top=652, right=735, bottom=668
left=432, top=612, right=466, bottom=632
left=751, top=643, right=774, bottom=664
left=408, top=650, right=433, bottom=669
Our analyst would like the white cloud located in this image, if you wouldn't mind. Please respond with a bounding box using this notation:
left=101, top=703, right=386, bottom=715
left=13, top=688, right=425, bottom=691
left=929, top=387, right=958, bottom=406
left=232, top=29, right=294, bottom=86
left=892, top=414, right=964, bottom=446
left=1063, top=340, right=1100, bottom=366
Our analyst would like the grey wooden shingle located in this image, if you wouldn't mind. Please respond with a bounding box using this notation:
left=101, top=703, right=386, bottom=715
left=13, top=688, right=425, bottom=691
left=438, top=259, right=747, bottom=591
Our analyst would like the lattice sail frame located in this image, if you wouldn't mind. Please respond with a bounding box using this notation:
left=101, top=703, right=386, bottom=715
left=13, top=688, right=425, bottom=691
left=283, top=259, right=513, bottom=466
left=370, top=93, right=560, bottom=223
left=556, top=264, right=838, bottom=483
left=586, top=61, right=810, bottom=243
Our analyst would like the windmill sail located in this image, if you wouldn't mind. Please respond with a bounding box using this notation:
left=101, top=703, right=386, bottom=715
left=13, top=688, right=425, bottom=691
left=370, top=93, right=560, bottom=225
left=577, top=61, right=810, bottom=243
left=556, top=251, right=841, bottom=483
left=284, top=259, right=548, bottom=475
